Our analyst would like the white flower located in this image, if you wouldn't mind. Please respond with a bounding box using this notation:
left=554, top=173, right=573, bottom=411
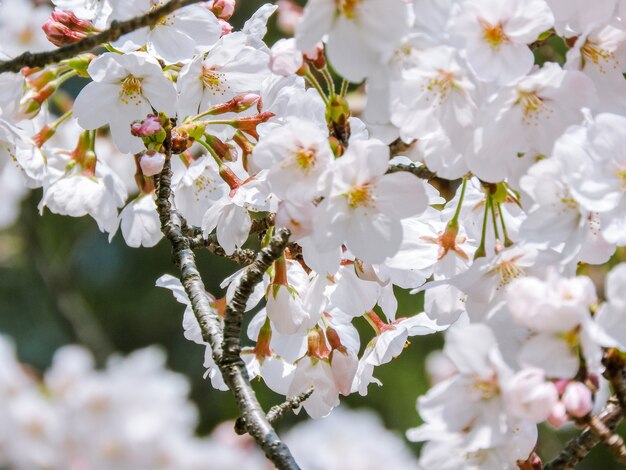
left=109, top=0, right=221, bottom=63
left=251, top=118, right=333, bottom=201
left=117, top=192, right=162, bottom=248
left=471, top=62, right=594, bottom=183
left=176, top=31, right=270, bottom=120
left=73, top=52, right=177, bottom=153
left=295, top=0, right=410, bottom=83
left=39, top=152, right=127, bottom=234
left=451, top=0, right=554, bottom=84
left=562, top=113, right=626, bottom=244
left=507, top=273, right=596, bottom=334
left=313, top=139, right=428, bottom=264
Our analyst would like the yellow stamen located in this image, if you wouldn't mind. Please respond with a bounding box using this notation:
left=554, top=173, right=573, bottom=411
left=480, top=20, right=508, bottom=50
left=119, top=75, right=143, bottom=106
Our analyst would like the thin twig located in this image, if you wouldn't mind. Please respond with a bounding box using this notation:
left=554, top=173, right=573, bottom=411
left=235, top=387, right=314, bottom=435
left=0, top=0, right=203, bottom=73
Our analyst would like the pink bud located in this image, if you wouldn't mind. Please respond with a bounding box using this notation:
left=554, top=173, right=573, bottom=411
left=303, top=42, right=326, bottom=69
left=562, top=382, right=593, bottom=418
left=219, top=19, right=233, bottom=36
left=139, top=151, right=166, bottom=176
left=208, top=0, right=236, bottom=20
left=269, top=38, right=304, bottom=77
left=42, top=11, right=95, bottom=46
left=547, top=401, right=568, bottom=428
left=42, top=21, right=87, bottom=46
left=130, top=115, right=163, bottom=137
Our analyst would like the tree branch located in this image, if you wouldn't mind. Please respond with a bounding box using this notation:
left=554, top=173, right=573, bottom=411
left=0, top=0, right=203, bottom=74
left=387, top=162, right=437, bottom=180
left=543, top=399, right=624, bottom=470
left=156, top=153, right=299, bottom=469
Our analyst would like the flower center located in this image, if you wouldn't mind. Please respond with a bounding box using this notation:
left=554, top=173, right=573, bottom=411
left=119, top=75, right=143, bottom=105
left=581, top=40, right=617, bottom=74
left=491, top=257, right=525, bottom=290
left=472, top=374, right=500, bottom=400
left=293, top=147, right=317, bottom=174
left=337, top=0, right=362, bottom=18
left=345, top=183, right=374, bottom=209
left=480, top=20, right=508, bottom=49
left=423, top=69, right=457, bottom=107
left=516, top=90, right=552, bottom=126
left=200, top=65, right=229, bottom=96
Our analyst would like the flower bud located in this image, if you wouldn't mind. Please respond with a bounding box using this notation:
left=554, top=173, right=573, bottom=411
left=303, top=43, right=326, bottom=69
left=205, top=134, right=237, bottom=162
left=562, top=382, right=593, bottom=418
left=269, top=38, right=304, bottom=77
left=139, top=151, right=166, bottom=177
left=42, top=11, right=96, bottom=47
left=131, top=114, right=167, bottom=151
left=208, top=93, right=261, bottom=115
left=207, top=0, right=236, bottom=20
left=231, top=112, right=274, bottom=140
left=547, top=401, right=568, bottom=428
left=131, top=114, right=164, bottom=137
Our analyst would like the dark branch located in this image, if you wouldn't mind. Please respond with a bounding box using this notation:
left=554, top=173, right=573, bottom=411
left=0, top=0, right=203, bottom=73
left=387, top=162, right=437, bottom=180
left=543, top=399, right=624, bottom=470
left=221, top=228, right=290, bottom=365
left=156, top=151, right=298, bottom=469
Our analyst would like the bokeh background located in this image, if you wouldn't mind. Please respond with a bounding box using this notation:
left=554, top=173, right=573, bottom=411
left=0, top=1, right=624, bottom=467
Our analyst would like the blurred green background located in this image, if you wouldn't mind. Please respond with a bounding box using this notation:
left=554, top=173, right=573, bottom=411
left=0, top=1, right=624, bottom=468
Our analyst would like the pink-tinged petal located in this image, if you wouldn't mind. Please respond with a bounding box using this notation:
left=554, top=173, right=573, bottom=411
left=295, top=0, right=335, bottom=51
left=444, top=323, right=496, bottom=375
left=171, top=5, right=221, bottom=48
left=326, top=18, right=380, bottom=83
left=346, top=212, right=402, bottom=264
left=73, top=82, right=119, bottom=130
left=148, top=25, right=196, bottom=64
left=141, top=75, right=177, bottom=116
left=86, top=53, right=128, bottom=82
left=518, top=334, right=579, bottom=378
left=375, top=172, right=428, bottom=219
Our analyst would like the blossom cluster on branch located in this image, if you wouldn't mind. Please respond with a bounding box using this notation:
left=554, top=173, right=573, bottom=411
left=2, top=0, right=626, bottom=468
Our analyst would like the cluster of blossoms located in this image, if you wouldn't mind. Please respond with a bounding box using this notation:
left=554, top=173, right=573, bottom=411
left=0, top=336, right=267, bottom=469
left=0, top=335, right=414, bottom=470
left=4, top=0, right=626, bottom=467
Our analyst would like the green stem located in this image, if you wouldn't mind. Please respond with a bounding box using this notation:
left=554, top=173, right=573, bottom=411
left=303, top=70, right=328, bottom=104
left=497, top=202, right=514, bottom=247
left=447, top=178, right=467, bottom=230
left=50, top=109, right=73, bottom=130
left=340, top=79, right=348, bottom=97
left=320, top=66, right=335, bottom=96
left=490, top=195, right=500, bottom=241
left=474, top=196, right=490, bottom=260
